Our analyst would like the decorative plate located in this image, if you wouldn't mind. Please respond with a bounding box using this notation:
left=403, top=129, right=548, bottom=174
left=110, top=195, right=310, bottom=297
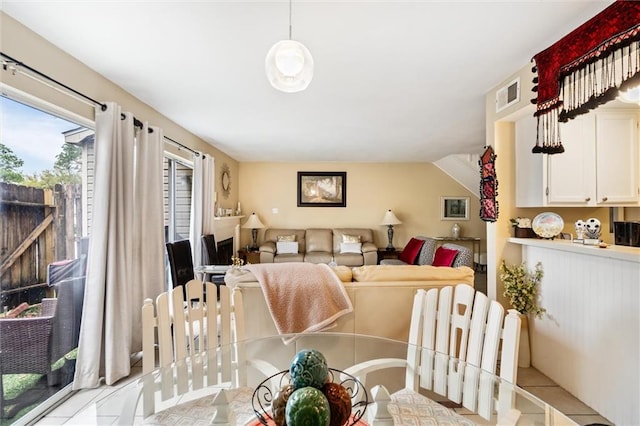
left=532, top=212, right=564, bottom=239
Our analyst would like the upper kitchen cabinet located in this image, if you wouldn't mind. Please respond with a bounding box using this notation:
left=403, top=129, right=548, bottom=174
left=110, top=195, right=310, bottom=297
left=594, top=111, right=639, bottom=204
left=516, top=106, right=639, bottom=207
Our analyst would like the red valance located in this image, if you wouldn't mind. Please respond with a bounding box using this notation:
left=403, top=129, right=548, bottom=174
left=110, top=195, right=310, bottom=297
left=531, top=0, right=640, bottom=154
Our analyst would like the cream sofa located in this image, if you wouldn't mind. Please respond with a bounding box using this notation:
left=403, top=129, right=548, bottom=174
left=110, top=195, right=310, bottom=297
left=224, top=264, right=475, bottom=342
left=259, top=228, right=377, bottom=266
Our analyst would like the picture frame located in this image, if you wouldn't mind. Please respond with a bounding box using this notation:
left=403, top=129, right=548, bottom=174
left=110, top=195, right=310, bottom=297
left=297, top=172, right=347, bottom=207
left=441, top=196, right=470, bottom=220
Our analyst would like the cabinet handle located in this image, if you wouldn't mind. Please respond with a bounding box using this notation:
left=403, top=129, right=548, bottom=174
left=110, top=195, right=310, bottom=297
left=601, top=197, right=608, bottom=202
left=585, top=197, right=591, bottom=202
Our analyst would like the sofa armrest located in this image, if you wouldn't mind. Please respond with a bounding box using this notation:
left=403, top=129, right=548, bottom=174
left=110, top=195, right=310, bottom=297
left=260, top=241, right=276, bottom=254
left=259, top=241, right=276, bottom=263
left=361, top=242, right=377, bottom=253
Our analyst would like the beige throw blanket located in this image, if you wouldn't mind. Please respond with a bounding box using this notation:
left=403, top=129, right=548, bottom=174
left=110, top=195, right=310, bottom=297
left=245, top=263, right=353, bottom=343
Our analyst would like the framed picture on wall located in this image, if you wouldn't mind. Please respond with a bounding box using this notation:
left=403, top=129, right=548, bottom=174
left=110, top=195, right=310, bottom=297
left=297, top=171, right=347, bottom=207
left=441, top=196, right=469, bottom=220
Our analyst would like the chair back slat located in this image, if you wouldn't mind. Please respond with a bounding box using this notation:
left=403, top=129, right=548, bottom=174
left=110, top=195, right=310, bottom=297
left=480, top=300, right=504, bottom=376
left=460, top=291, right=489, bottom=412
left=419, top=288, right=438, bottom=390
left=498, top=310, right=521, bottom=383
left=467, top=292, right=489, bottom=366
left=219, top=285, right=233, bottom=383
left=445, top=285, right=474, bottom=403
left=433, top=286, right=452, bottom=395
left=405, top=289, right=426, bottom=391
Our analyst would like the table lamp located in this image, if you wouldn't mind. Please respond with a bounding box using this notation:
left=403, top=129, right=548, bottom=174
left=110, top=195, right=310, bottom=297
left=381, top=209, right=402, bottom=250
left=242, top=213, right=265, bottom=250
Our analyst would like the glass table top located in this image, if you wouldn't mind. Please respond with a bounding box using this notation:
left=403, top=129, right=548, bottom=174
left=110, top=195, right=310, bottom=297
left=83, top=333, right=575, bottom=425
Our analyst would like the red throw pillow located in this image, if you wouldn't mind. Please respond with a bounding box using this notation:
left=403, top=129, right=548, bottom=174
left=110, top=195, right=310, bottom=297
left=398, top=238, right=425, bottom=264
left=432, top=246, right=459, bottom=267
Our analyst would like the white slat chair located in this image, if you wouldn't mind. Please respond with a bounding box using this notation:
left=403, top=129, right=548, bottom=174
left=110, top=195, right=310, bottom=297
left=131, top=280, right=239, bottom=420
left=344, top=284, right=521, bottom=424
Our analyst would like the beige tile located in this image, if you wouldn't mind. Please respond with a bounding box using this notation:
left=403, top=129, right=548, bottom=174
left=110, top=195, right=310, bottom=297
left=523, top=386, right=598, bottom=415
left=517, top=366, right=557, bottom=386
left=45, top=387, right=110, bottom=418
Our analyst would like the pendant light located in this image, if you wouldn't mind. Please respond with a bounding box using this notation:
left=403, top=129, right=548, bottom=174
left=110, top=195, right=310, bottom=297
left=265, top=0, right=313, bottom=93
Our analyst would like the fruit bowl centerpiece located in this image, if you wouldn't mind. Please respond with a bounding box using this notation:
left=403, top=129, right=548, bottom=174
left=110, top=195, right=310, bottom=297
left=251, top=349, right=368, bottom=426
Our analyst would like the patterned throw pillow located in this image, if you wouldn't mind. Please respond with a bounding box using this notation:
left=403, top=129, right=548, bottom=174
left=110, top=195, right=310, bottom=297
left=277, top=234, right=296, bottom=242
left=342, top=234, right=361, bottom=244
left=432, top=247, right=459, bottom=267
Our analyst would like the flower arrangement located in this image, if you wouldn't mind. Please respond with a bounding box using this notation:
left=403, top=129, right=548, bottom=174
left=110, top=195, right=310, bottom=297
left=231, top=255, right=245, bottom=269
left=509, top=217, right=531, bottom=228
left=499, top=260, right=546, bottom=318
left=509, top=217, right=535, bottom=238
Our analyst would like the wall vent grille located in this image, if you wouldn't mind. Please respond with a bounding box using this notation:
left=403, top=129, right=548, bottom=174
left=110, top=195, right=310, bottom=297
left=496, top=77, right=520, bottom=112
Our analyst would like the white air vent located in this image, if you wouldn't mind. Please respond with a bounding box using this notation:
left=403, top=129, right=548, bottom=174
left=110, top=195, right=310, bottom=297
left=496, top=77, right=520, bottom=112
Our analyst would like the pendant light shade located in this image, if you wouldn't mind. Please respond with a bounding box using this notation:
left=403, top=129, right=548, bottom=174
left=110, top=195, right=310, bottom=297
left=265, top=0, right=313, bottom=93
left=265, top=40, right=313, bottom=93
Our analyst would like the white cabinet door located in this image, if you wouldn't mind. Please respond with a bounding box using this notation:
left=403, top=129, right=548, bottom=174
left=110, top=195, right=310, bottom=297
left=547, top=115, right=596, bottom=205
left=595, top=111, right=639, bottom=204
left=515, top=114, right=546, bottom=207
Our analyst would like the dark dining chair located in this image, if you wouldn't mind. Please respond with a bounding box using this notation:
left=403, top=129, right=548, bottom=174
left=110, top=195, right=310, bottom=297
left=201, top=234, right=227, bottom=299
left=165, top=239, right=195, bottom=299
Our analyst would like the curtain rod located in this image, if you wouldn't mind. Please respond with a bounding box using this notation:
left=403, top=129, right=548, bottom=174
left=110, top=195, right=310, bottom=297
left=1, top=52, right=199, bottom=157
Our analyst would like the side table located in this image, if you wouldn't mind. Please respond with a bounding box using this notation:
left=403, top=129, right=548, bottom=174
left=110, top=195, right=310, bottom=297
left=237, top=248, right=260, bottom=264
left=377, top=248, right=402, bottom=264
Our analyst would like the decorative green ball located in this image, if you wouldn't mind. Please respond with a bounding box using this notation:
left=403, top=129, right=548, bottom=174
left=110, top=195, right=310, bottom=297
left=290, top=349, right=329, bottom=390
left=285, top=387, right=330, bottom=426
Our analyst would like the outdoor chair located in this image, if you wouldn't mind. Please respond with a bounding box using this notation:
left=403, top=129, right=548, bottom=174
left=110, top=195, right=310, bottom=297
left=0, top=299, right=57, bottom=418
left=343, top=284, right=522, bottom=424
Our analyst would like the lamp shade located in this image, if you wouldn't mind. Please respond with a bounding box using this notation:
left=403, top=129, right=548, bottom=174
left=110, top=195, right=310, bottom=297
left=381, top=209, right=402, bottom=226
left=242, top=213, right=265, bottom=229
left=265, top=39, right=314, bottom=93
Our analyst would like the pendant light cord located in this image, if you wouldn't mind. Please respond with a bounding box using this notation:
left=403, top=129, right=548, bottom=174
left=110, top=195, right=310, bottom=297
left=288, top=0, right=293, bottom=40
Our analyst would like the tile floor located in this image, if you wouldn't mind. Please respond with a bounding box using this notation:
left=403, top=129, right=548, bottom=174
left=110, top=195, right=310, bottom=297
left=32, top=356, right=612, bottom=425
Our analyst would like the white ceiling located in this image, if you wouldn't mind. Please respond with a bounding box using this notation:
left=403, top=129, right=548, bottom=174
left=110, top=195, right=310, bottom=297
left=1, top=1, right=612, bottom=162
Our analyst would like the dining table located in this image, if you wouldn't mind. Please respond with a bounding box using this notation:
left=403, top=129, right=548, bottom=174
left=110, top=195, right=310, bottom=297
left=83, top=332, right=576, bottom=425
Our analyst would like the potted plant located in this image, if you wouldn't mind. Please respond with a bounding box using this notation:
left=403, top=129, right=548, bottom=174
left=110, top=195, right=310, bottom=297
left=510, top=217, right=535, bottom=238
left=499, top=260, right=545, bottom=367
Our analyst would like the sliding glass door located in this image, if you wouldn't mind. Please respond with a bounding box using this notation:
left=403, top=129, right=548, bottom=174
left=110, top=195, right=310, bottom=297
left=0, top=94, right=93, bottom=423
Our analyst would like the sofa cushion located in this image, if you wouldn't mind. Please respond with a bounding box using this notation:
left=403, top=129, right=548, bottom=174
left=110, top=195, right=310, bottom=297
left=331, top=265, right=353, bottom=282
left=351, top=265, right=474, bottom=282
left=340, top=242, right=362, bottom=253
left=398, top=238, right=425, bottom=264
left=432, top=246, right=458, bottom=267
left=277, top=234, right=297, bottom=242
left=276, top=241, right=299, bottom=254
left=333, top=228, right=373, bottom=253
left=264, top=229, right=307, bottom=254
left=306, top=229, right=333, bottom=253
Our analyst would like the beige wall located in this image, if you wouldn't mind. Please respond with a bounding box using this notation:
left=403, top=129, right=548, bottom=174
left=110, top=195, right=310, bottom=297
left=238, top=162, right=486, bottom=251
left=0, top=12, right=239, bottom=205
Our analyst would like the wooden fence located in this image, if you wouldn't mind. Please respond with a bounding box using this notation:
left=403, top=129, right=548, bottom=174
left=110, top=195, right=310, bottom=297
left=0, top=182, right=82, bottom=309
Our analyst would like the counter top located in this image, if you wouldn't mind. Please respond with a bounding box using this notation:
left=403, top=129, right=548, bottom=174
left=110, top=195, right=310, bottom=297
left=508, top=237, right=640, bottom=263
